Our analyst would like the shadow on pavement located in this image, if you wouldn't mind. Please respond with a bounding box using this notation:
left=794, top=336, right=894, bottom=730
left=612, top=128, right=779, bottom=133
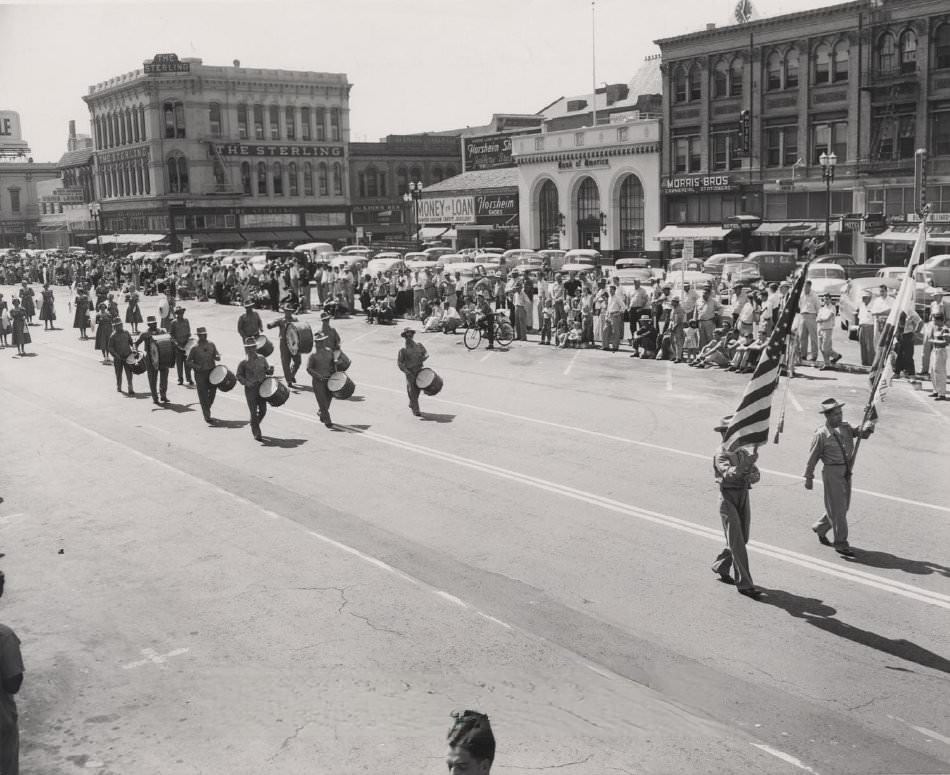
left=341, top=424, right=372, bottom=432
left=844, top=548, right=950, bottom=578
left=758, top=588, right=950, bottom=675
left=260, top=436, right=307, bottom=448
left=14, top=352, right=39, bottom=358
left=419, top=412, right=455, bottom=423
left=160, top=402, right=196, bottom=414
left=209, top=419, right=248, bottom=429
left=346, top=395, right=366, bottom=402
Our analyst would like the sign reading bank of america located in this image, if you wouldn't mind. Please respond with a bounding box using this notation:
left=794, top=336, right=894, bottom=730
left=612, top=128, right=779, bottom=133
left=210, top=143, right=344, bottom=158
left=417, top=196, right=476, bottom=224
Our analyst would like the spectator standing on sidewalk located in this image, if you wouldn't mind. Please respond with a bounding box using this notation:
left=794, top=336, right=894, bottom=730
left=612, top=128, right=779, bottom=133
left=798, top=280, right=821, bottom=362
left=929, top=314, right=948, bottom=400
left=817, top=294, right=842, bottom=370
left=857, top=290, right=875, bottom=366
left=894, top=308, right=922, bottom=379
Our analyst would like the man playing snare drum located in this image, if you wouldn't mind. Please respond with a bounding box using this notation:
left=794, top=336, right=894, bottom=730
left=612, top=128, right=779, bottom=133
left=186, top=326, right=222, bottom=425
left=397, top=327, right=428, bottom=417
left=236, top=337, right=273, bottom=442
left=306, top=330, right=336, bottom=429
left=107, top=319, right=135, bottom=396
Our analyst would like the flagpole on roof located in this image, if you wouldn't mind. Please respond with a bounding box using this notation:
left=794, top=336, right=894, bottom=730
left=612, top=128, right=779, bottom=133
left=591, top=0, right=598, bottom=129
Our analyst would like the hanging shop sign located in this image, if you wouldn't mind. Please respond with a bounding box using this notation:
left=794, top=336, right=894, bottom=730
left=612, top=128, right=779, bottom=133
left=661, top=174, right=741, bottom=194
left=475, top=194, right=519, bottom=224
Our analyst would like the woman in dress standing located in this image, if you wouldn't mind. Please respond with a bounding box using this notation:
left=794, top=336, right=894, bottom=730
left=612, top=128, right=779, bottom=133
left=0, top=294, right=9, bottom=349
left=19, top=281, right=36, bottom=325
left=10, top=298, right=30, bottom=356
left=125, top=287, right=143, bottom=333
left=39, top=283, right=56, bottom=330
left=73, top=286, right=91, bottom=340
left=94, top=303, right=113, bottom=362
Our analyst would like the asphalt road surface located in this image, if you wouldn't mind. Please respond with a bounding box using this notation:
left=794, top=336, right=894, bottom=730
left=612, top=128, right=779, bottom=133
left=1, top=287, right=948, bottom=775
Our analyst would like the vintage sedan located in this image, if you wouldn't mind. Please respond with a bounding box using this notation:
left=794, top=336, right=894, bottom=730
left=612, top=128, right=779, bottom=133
left=914, top=254, right=950, bottom=290
left=805, top=263, right=849, bottom=302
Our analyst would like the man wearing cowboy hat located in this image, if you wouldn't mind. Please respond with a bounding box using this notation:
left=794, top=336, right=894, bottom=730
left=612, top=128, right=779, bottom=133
left=711, top=414, right=762, bottom=598
left=236, top=299, right=263, bottom=343
left=236, top=336, right=273, bottom=441
left=397, top=328, right=428, bottom=417
left=186, top=326, right=221, bottom=424
left=266, top=307, right=301, bottom=387
left=306, top=330, right=336, bottom=428
left=135, top=315, right=169, bottom=405
left=168, top=306, right=194, bottom=386
left=107, top=318, right=135, bottom=396
left=803, top=398, right=875, bottom=556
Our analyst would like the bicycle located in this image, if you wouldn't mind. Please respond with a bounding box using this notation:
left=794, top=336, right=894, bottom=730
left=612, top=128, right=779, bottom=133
left=463, top=312, right=514, bottom=350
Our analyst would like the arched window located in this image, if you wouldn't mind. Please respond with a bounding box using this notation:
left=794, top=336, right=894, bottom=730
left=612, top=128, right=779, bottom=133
left=814, top=44, right=830, bottom=84
left=409, top=166, right=422, bottom=184
left=935, top=24, right=950, bottom=70
left=766, top=51, right=782, bottom=91
left=315, top=107, right=326, bottom=140
left=167, top=156, right=189, bottom=193
left=785, top=48, right=799, bottom=88
left=303, top=162, right=314, bottom=196
left=285, top=106, right=296, bottom=140
left=272, top=162, right=283, bottom=195
left=131, top=108, right=140, bottom=142
left=332, top=162, right=343, bottom=195
left=833, top=40, right=849, bottom=82
left=177, top=157, right=188, bottom=192
left=118, top=112, right=126, bottom=145
left=253, top=104, right=264, bottom=139
left=431, top=166, right=443, bottom=183
left=730, top=58, right=744, bottom=97
left=618, top=174, right=644, bottom=252
left=688, top=65, right=702, bottom=100
left=125, top=109, right=133, bottom=144
left=105, top=115, right=112, bottom=147
left=213, top=159, right=226, bottom=187
left=209, top=103, right=222, bottom=137
left=241, top=162, right=252, bottom=195
left=330, top=107, right=341, bottom=141
left=537, top=179, right=559, bottom=249
left=900, top=30, right=917, bottom=74
left=301, top=107, right=312, bottom=141
left=116, top=166, right=124, bottom=197
left=357, top=171, right=366, bottom=198
left=164, top=102, right=176, bottom=139
left=673, top=66, right=687, bottom=103
left=576, top=177, right=600, bottom=248
left=94, top=117, right=102, bottom=149
left=877, top=32, right=896, bottom=74
left=288, top=162, right=298, bottom=196
left=136, top=165, right=144, bottom=195
left=143, top=163, right=150, bottom=195
left=269, top=105, right=280, bottom=139
left=174, top=103, right=185, bottom=137
left=366, top=167, right=379, bottom=198
left=318, top=162, right=329, bottom=196
left=397, top=165, right=408, bottom=193
left=166, top=157, right=178, bottom=193
left=257, top=161, right=268, bottom=196
left=713, top=60, right=729, bottom=99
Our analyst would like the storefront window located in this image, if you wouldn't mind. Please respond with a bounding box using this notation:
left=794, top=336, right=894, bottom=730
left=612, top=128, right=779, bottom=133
left=812, top=120, right=847, bottom=164
left=618, top=175, right=644, bottom=251
left=269, top=105, right=280, bottom=140
left=538, top=179, right=559, bottom=249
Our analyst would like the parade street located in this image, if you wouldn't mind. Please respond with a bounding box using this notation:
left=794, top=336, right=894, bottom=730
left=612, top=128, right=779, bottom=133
left=1, top=294, right=949, bottom=775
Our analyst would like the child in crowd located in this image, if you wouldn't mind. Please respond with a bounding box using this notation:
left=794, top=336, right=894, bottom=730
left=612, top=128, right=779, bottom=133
left=555, top=317, right=570, bottom=348
left=566, top=319, right=583, bottom=348
left=540, top=298, right=553, bottom=345
left=683, top=319, right=700, bottom=363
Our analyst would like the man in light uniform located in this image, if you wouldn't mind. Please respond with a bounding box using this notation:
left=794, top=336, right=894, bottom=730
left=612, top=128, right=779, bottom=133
left=857, top=289, right=875, bottom=366
left=397, top=327, right=428, bottom=417
left=797, top=279, right=821, bottom=362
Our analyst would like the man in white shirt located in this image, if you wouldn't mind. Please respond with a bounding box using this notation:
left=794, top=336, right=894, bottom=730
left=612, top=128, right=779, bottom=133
left=603, top=284, right=626, bottom=352
left=798, top=280, right=821, bottom=362
left=760, top=283, right=780, bottom=335
left=680, top=282, right=699, bottom=319
left=817, top=294, right=841, bottom=369
left=868, top=284, right=893, bottom=347
left=857, top=290, right=875, bottom=366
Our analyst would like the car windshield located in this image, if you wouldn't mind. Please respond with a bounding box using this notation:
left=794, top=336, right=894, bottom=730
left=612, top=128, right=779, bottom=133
left=809, top=266, right=846, bottom=279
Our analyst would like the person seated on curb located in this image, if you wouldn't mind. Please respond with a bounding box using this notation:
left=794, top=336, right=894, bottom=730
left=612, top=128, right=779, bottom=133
left=555, top=317, right=571, bottom=348
left=692, top=323, right=738, bottom=369
left=563, top=318, right=583, bottom=348
left=376, top=293, right=396, bottom=325
left=727, top=333, right=754, bottom=372
left=439, top=303, right=462, bottom=334
left=630, top=313, right=658, bottom=359
left=733, top=328, right=769, bottom=373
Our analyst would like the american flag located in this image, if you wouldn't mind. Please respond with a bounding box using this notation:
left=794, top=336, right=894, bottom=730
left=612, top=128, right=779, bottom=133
left=722, top=261, right=811, bottom=450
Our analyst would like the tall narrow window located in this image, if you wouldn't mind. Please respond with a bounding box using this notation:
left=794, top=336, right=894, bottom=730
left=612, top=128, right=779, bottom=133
left=269, top=105, right=280, bottom=139
left=304, top=162, right=314, bottom=196
left=366, top=168, right=379, bottom=198
left=814, top=44, right=830, bottom=84
left=537, top=179, right=559, bottom=249
left=315, top=108, right=326, bottom=140
left=877, top=33, right=896, bottom=74
left=285, top=106, right=296, bottom=140
left=730, top=58, right=743, bottom=97
left=119, top=112, right=127, bottom=145
left=332, top=162, right=343, bottom=195
left=132, top=109, right=140, bottom=142
left=257, top=161, right=268, bottom=195
left=8, top=189, right=20, bottom=213
left=164, top=102, right=176, bottom=138
left=213, top=159, right=226, bottom=187
left=330, top=108, right=341, bottom=141
left=688, top=66, right=702, bottom=101
left=238, top=104, right=249, bottom=139
left=318, top=162, right=329, bottom=196
left=713, top=61, right=729, bottom=98
left=174, top=102, right=185, bottom=138
left=618, top=174, right=644, bottom=252
left=936, top=24, right=950, bottom=70
left=241, top=162, right=252, bottom=195
left=673, top=67, right=687, bottom=103
left=766, top=52, right=782, bottom=91
left=289, top=162, right=298, bottom=196
left=301, top=107, right=312, bottom=140
left=125, top=110, right=133, bottom=144
left=209, top=103, right=222, bottom=137
left=397, top=166, right=408, bottom=193
left=900, top=30, right=917, bottom=74
left=143, top=162, right=150, bottom=194
left=177, top=156, right=189, bottom=191
left=273, top=162, right=283, bottom=195
left=138, top=106, right=146, bottom=141
left=166, top=157, right=179, bottom=193
left=254, top=104, right=264, bottom=139
left=833, top=41, right=849, bottom=82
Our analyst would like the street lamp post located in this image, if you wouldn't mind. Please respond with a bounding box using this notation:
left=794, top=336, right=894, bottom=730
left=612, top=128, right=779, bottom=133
left=88, top=202, right=103, bottom=260
left=402, top=180, right=423, bottom=243
left=819, top=150, right=837, bottom=254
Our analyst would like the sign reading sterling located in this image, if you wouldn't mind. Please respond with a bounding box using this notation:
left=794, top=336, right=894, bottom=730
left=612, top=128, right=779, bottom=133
left=144, top=53, right=191, bottom=75
left=210, top=143, right=344, bottom=158
left=417, top=196, right=475, bottom=224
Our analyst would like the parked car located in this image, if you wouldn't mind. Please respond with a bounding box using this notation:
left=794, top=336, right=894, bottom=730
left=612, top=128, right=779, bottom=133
left=564, top=248, right=601, bottom=266
left=537, top=249, right=567, bottom=272
left=720, top=260, right=763, bottom=293
left=668, top=258, right=706, bottom=273
left=610, top=267, right=654, bottom=287
left=744, top=251, right=798, bottom=283
left=876, top=266, right=945, bottom=312
left=914, top=254, right=950, bottom=290
left=668, top=271, right=718, bottom=298
left=703, top=253, right=744, bottom=278
left=365, top=257, right=406, bottom=276
left=422, top=247, right=456, bottom=262
left=806, top=264, right=849, bottom=302
left=434, top=253, right=473, bottom=267
left=502, top=249, right=538, bottom=263
left=838, top=277, right=901, bottom=339
left=811, top=254, right=881, bottom=280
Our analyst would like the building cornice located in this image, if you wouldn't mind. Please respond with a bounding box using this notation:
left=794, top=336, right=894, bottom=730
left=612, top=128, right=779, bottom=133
left=514, top=142, right=660, bottom=166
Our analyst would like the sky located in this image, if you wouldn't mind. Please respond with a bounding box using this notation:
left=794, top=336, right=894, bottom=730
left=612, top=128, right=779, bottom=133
left=0, top=0, right=841, bottom=163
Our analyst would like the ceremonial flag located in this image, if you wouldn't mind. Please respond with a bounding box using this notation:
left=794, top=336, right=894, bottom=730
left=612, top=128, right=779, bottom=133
left=722, top=261, right=810, bottom=450
left=735, top=0, right=754, bottom=23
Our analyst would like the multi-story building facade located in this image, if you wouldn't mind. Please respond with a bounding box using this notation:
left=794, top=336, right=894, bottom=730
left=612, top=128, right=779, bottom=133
left=655, top=0, right=950, bottom=265
left=83, top=53, right=351, bottom=249
left=348, top=134, right=461, bottom=241
left=0, top=112, right=60, bottom=248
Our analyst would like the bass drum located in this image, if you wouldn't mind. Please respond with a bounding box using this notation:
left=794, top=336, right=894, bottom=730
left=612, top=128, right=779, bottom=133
left=126, top=350, right=147, bottom=375
left=286, top=322, right=313, bottom=355
left=149, top=334, right=177, bottom=369
left=255, top=335, right=275, bottom=358
left=327, top=371, right=355, bottom=399
left=415, top=367, right=443, bottom=396
left=209, top=364, right=237, bottom=392
left=259, top=376, right=290, bottom=407
left=334, top=350, right=351, bottom=372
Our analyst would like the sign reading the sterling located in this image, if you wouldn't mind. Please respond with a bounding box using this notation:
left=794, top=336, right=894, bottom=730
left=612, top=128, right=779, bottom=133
left=144, top=53, right=191, bottom=75
left=417, top=196, right=475, bottom=224
left=661, top=174, right=739, bottom=194
left=210, top=143, right=344, bottom=158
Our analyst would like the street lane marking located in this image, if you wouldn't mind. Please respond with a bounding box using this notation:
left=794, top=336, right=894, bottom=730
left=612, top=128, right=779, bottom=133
left=901, top=383, right=950, bottom=425
left=479, top=351, right=492, bottom=362
left=123, top=647, right=190, bottom=670
left=665, top=361, right=673, bottom=391
left=351, top=331, right=372, bottom=343
left=563, top=349, right=581, bottom=376
left=356, top=382, right=950, bottom=517
left=751, top=744, right=820, bottom=774
left=787, top=388, right=803, bottom=413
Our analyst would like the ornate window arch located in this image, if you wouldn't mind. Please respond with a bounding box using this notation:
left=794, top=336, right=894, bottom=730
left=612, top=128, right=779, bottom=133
left=713, top=60, right=729, bottom=99
left=876, top=32, right=897, bottom=74
left=303, top=162, right=314, bottom=196
left=365, top=166, right=379, bottom=197
left=688, top=63, right=702, bottom=101
left=213, top=159, right=227, bottom=187
left=537, top=179, right=559, bottom=249
left=288, top=162, right=299, bottom=196
left=814, top=43, right=831, bottom=84
left=899, top=29, right=917, bottom=74
left=272, top=162, right=283, bottom=195
left=833, top=40, right=850, bottom=82
left=618, top=174, right=644, bottom=252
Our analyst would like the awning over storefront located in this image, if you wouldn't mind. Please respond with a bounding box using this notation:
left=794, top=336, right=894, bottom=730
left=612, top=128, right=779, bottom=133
left=417, top=226, right=451, bottom=241
left=656, top=225, right=732, bottom=241
left=872, top=225, right=950, bottom=244
left=277, top=230, right=313, bottom=243
left=192, top=232, right=247, bottom=246
left=242, top=231, right=282, bottom=244
left=754, top=221, right=841, bottom=237
left=86, top=233, right=167, bottom=246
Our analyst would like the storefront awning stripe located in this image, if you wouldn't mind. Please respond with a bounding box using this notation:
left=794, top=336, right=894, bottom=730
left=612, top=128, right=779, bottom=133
left=872, top=227, right=950, bottom=244
left=656, top=225, right=732, bottom=241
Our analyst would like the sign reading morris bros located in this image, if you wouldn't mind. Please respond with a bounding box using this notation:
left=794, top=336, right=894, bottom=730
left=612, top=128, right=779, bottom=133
left=144, top=53, right=191, bottom=75
left=661, top=174, right=740, bottom=194
left=417, top=196, right=476, bottom=224
left=463, top=133, right=516, bottom=171
left=210, top=143, right=344, bottom=158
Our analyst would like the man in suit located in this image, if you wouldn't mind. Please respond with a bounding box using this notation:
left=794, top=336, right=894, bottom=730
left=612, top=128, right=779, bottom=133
left=107, top=319, right=135, bottom=396
left=186, top=326, right=221, bottom=424
left=168, top=307, right=194, bottom=386
left=135, top=315, right=169, bottom=405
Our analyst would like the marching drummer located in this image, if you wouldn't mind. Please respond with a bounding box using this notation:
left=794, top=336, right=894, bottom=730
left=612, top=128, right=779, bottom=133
left=318, top=309, right=344, bottom=368
left=135, top=315, right=169, bottom=405
left=168, top=307, right=194, bottom=387
left=306, top=330, right=336, bottom=429
left=267, top=307, right=301, bottom=387
left=397, top=327, right=428, bottom=417
left=236, top=336, right=273, bottom=442
left=186, top=326, right=221, bottom=425
left=107, top=318, right=135, bottom=396
left=237, top=300, right=263, bottom=343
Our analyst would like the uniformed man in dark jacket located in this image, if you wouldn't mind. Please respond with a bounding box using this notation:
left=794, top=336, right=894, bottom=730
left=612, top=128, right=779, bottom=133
left=237, top=300, right=263, bottom=343
left=306, top=330, right=336, bottom=428
left=186, top=326, right=221, bottom=424
left=236, top=336, right=273, bottom=441
left=107, top=318, right=135, bottom=396
left=135, top=315, right=169, bottom=405
left=168, top=306, right=194, bottom=386
left=267, top=307, right=301, bottom=386
left=397, top=327, right=428, bottom=417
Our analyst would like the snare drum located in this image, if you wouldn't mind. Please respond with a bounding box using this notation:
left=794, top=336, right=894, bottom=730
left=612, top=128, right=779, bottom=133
left=209, top=364, right=237, bottom=392
left=259, top=376, right=289, bottom=407
left=334, top=350, right=352, bottom=372
left=126, top=350, right=147, bottom=374
left=255, top=335, right=275, bottom=357
left=327, top=371, right=355, bottom=399
left=415, top=367, right=443, bottom=396
left=180, top=336, right=197, bottom=358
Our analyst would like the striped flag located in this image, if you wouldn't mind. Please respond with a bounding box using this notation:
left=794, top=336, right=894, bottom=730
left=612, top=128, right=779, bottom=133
left=722, top=261, right=811, bottom=450
left=735, top=0, right=754, bottom=23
